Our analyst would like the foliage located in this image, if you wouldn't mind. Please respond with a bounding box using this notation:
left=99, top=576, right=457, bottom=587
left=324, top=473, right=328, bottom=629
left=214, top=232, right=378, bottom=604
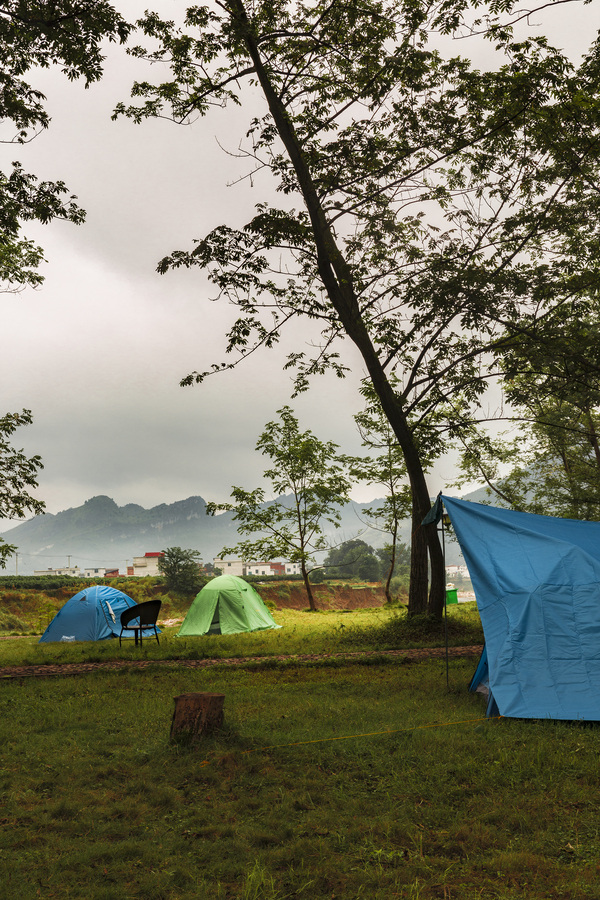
left=158, top=546, right=204, bottom=594
left=0, top=0, right=130, bottom=291
left=453, top=310, right=600, bottom=519
left=207, top=406, right=353, bottom=610
left=241, top=572, right=304, bottom=583
left=117, top=0, right=600, bottom=619
left=0, top=410, right=45, bottom=567
left=319, top=539, right=382, bottom=583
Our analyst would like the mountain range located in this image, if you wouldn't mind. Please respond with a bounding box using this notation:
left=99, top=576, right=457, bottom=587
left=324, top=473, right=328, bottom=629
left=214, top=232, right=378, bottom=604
left=0, top=491, right=472, bottom=575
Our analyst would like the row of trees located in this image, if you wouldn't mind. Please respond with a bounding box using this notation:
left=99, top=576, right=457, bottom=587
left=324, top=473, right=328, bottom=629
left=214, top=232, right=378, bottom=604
left=311, top=539, right=410, bottom=589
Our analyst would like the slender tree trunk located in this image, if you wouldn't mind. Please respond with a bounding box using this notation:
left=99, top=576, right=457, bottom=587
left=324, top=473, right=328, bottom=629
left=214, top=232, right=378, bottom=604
left=233, top=0, right=445, bottom=617
left=301, top=560, right=317, bottom=611
left=384, top=519, right=398, bottom=604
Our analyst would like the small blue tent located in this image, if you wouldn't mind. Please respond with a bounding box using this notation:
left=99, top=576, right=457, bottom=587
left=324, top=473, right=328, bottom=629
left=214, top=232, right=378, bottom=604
left=39, top=585, right=142, bottom=643
left=442, top=495, right=600, bottom=721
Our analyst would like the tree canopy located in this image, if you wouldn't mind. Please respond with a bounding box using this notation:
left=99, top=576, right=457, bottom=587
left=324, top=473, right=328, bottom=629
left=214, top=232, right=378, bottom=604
left=318, top=539, right=382, bottom=583
left=453, top=309, right=600, bottom=519
left=0, top=409, right=45, bottom=567
left=118, top=0, right=600, bottom=616
left=0, top=0, right=130, bottom=291
left=158, top=546, right=204, bottom=594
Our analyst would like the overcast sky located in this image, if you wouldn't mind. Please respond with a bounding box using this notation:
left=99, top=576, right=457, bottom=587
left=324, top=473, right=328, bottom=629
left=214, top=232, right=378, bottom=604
left=2, top=1, right=598, bottom=527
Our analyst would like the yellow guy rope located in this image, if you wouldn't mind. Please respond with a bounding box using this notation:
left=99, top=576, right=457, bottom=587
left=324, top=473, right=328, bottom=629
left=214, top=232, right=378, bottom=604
left=198, top=715, right=503, bottom=767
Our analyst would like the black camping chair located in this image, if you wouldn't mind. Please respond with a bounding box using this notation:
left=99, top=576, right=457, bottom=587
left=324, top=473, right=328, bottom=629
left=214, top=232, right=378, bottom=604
left=119, top=600, right=162, bottom=647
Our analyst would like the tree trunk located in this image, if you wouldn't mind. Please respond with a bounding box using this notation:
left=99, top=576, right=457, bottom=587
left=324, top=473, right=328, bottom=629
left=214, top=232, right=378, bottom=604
left=427, top=523, right=446, bottom=619
left=301, top=560, right=318, bottom=611
left=384, top=521, right=398, bottom=604
left=234, top=0, right=445, bottom=617
left=170, top=693, right=225, bottom=743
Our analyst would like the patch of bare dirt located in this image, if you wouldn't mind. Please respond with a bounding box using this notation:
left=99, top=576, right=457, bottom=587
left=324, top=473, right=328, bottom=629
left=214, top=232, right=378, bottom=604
left=0, top=645, right=483, bottom=680
left=259, top=583, right=389, bottom=610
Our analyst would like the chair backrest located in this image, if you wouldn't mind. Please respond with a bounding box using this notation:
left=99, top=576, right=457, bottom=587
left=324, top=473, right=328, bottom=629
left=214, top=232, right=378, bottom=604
left=120, top=599, right=162, bottom=628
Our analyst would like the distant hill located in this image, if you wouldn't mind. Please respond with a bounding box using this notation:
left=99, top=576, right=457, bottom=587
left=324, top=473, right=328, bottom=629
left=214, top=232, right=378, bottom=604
left=0, top=493, right=408, bottom=575
left=0, top=485, right=489, bottom=575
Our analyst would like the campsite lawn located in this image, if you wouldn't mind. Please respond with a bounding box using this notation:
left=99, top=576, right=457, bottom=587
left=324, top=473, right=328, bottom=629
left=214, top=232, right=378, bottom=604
left=2, top=656, right=600, bottom=900
left=0, top=604, right=483, bottom=668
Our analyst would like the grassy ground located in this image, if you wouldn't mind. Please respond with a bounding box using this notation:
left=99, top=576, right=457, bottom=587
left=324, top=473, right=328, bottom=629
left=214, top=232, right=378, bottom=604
left=0, top=604, right=484, bottom=668
left=2, top=657, right=600, bottom=899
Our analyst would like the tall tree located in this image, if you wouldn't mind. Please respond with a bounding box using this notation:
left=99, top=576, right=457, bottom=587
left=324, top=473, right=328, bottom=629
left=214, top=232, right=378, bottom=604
left=350, top=378, right=413, bottom=602
left=206, top=406, right=352, bottom=610
left=118, top=0, right=600, bottom=617
left=0, top=409, right=45, bottom=566
left=0, top=0, right=130, bottom=291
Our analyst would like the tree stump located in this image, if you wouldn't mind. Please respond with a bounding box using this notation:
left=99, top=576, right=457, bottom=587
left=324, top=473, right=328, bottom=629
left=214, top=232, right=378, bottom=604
left=170, top=692, right=225, bottom=743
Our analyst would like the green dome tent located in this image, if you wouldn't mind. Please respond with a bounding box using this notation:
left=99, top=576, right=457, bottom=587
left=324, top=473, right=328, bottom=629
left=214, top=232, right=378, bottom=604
left=177, top=574, right=281, bottom=636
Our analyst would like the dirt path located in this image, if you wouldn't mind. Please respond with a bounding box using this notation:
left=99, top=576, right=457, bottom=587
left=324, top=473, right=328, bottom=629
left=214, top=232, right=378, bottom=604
left=0, top=645, right=483, bottom=680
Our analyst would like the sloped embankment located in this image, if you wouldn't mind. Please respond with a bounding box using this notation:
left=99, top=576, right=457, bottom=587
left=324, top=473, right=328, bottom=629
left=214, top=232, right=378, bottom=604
left=258, top=582, right=387, bottom=610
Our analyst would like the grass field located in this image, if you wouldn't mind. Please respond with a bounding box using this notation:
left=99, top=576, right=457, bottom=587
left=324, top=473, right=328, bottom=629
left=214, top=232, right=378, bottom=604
left=0, top=604, right=484, bottom=669
left=2, top=655, right=600, bottom=900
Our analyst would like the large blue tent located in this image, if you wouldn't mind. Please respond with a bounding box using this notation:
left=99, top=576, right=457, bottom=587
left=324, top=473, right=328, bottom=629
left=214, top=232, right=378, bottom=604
left=39, top=585, right=141, bottom=643
left=442, top=495, right=600, bottom=721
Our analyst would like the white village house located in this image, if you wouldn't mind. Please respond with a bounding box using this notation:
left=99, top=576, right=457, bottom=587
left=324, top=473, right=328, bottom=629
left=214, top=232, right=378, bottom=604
left=214, top=558, right=302, bottom=577
left=131, top=552, right=164, bottom=577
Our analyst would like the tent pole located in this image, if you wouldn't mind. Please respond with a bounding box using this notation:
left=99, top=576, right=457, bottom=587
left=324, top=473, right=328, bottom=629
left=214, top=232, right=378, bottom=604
left=441, top=509, right=449, bottom=691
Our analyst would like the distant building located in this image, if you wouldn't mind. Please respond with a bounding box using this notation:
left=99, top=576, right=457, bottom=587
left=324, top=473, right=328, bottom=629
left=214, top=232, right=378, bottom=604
left=33, top=567, right=81, bottom=577
left=445, top=564, right=470, bottom=578
left=104, top=568, right=120, bottom=578
left=246, top=561, right=275, bottom=577
left=213, top=558, right=245, bottom=577
left=132, top=552, right=164, bottom=577
left=83, top=567, right=106, bottom=578
left=213, top=558, right=302, bottom=577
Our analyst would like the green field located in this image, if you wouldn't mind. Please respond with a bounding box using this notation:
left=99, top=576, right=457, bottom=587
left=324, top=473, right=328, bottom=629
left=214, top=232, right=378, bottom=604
left=0, top=604, right=483, bottom=668
left=2, top=654, right=600, bottom=900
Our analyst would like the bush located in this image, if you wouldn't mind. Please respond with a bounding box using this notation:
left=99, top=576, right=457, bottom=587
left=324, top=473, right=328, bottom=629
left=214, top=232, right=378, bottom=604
left=309, top=568, right=326, bottom=584
left=388, top=575, right=409, bottom=599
